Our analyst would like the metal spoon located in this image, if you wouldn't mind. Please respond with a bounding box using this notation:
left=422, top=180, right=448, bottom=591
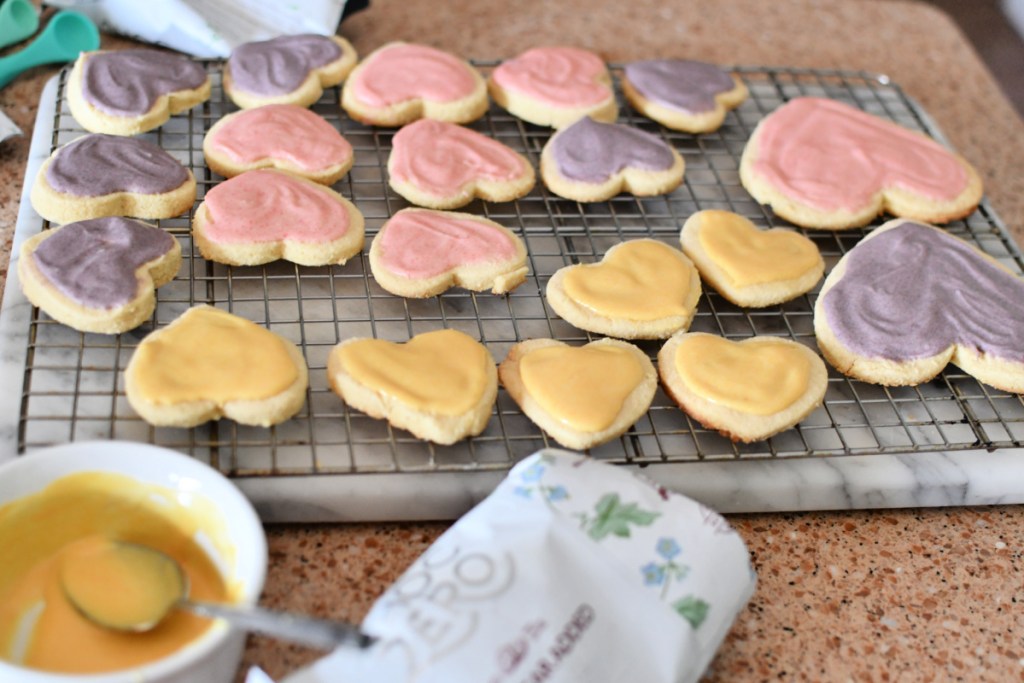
left=59, top=539, right=375, bottom=651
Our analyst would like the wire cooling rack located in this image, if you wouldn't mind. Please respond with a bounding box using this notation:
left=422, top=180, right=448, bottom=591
left=6, top=62, right=1024, bottom=518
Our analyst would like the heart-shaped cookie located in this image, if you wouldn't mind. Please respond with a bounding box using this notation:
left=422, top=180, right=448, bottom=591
left=204, top=104, right=354, bottom=184
left=193, top=169, right=365, bottom=266
left=547, top=239, right=701, bottom=339
left=622, top=59, right=748, bottom=133
left=488, top=46, right=617, bottom=128
left=540, top=117, right=685, bottom=202
left=740, top=97, right=983, bottom=229
left=68, top=49, right=211, bottom=135
left=370, top=208, right=528, bottom=297
left=341, top=42, right=488, bottom=126
left=225, top=34, right=357, bottom=109
left=815, top=219, right=1024, bottom=392
left=387, top=119, right=535, bottom=209
left=18, top=217, right=181, bottom=334
left=658, top=332, right=828, bottom=442
left=327, top=329, right=497, bottom=444
left=680, top=209, right=823, bottom=307
left=31, top=134, right=197, bottom=224
left=499, top=338, right=657, bottom=450
left=124, top=306, right=308, bottom=427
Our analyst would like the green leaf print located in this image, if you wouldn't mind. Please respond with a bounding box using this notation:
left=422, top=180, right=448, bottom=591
left=673, top=595, right=710, bottom=629
left=585, top=493, right=660, bottom=541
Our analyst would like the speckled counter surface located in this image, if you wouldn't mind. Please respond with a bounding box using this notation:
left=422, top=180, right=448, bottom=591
left=1, top=0, right=1023, bottom=681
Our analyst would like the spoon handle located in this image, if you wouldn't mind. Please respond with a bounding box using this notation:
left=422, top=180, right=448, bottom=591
left=185, top=600, right=376, bottom=651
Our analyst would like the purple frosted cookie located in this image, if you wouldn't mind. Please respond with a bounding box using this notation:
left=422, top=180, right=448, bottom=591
left=18, top=216, right=182, bottom=334
left=68, top=49, right=211, bottom=136
left=814, top=218, right=1024, bottom=392
left=622, top=59, right=748, bottom=133
left=30, top=134, right=197, bottom=224
left=539, top=116, right=685, bottom=202
left=224, top=34, right=358, bottom=109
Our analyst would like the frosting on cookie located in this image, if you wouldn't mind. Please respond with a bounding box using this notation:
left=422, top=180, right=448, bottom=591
left=334, top=329, right=490, bottom=415
left=46, top=134, right=190, bottom=197
left=519, top=344, right=645, bottom=431
left=563, top=240, right=694, bottom=320
left=203, top=170, right=352, bottom=244
left=350, top=43, right=477, bottom=107
left=491, top=46, right=610, bottom=107
left=550, top=117, right=676, bottom=183
left=81, top=49, right=208, bottom=117
left=389, top=119, right=525, bottom=196
left=206, top=104, right=352, bottom=172
left=673, top=335, right=811, bottom=415
left=751, top=97, right=969, bottom=212
left=228, top=34, right=342, bottom=96
left=131, top=307, right=299, bottom=404
left=378, top=209, right=518, bottom=279
left=822, top=221, right=1024, bottom=362
left=696, top=210, right=820, bottom=287
left=623, top=59, right=736, bottom=114
left=32, top=217, right=176, bottom=309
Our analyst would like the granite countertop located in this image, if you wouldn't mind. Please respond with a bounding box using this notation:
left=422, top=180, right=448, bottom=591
left=1, top=0, right=1023, bottom=680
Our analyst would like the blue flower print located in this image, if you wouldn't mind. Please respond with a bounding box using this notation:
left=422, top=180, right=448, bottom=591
left=520, top=462, right=545, bottom=483
left=641, top=562, right=666, bottom=586
left=547, top=485, right=568, bottom=502
left=656, top=537, right=681, bottom=560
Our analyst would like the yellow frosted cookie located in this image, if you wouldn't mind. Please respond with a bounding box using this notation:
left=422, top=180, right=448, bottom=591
left=546, top=239, right=701, bottom=340
left=67, top=49, right=211, bottom=136
left=498, top=338, right=657, bottom=450
left=124, top=306, right=308, bottom=428
left=341, top=42, right=488, bottom=127
left=223, top=34, right=357, bottom=109
left=680, top=209, right=823, bottom=307
left=488, top=46, right=617, bottom=129
left=326, top=329, right=497, bottom=445
left=658, top=332, right=828, bottom=442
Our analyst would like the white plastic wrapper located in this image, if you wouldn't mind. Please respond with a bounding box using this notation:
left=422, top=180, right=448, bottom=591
left=0, top=110, right=21, bottom=143
left=44, top=0, right=348, bottom=57
left=256, top=450, right=755, bottom=683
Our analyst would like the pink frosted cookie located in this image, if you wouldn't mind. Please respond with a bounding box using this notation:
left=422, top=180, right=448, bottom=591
left=387, top=119, right=534, bottom=209
left=204, top=104, right=353, bottom=185
left=739, top=97, right=983, bottom=230
left=192, top=169, right=364, bottom=266
left=488, top=46, right=617, bottom=129
left=369, top=208, right=527, bottom=298
left=341, top=42, right=488, bottom=127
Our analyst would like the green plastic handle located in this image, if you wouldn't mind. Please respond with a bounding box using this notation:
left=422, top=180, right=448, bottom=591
left=0, top=0, right=39, bottom=50
left=0, top=10, right=99, bottom=90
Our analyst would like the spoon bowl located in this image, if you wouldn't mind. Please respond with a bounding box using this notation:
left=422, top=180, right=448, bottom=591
left=61, top=538, right=375, bottom=651
left=0, top=10, right=99, bottom=89
left=0, top=0, right=39, bottom=50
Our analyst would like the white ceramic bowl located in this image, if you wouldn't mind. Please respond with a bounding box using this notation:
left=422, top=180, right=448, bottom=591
left=0, top=440, right=267, bottom=683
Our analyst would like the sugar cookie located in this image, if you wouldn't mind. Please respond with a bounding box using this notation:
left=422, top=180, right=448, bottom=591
left=18, top=217, right=180, bottom=334
left=369, top=208, right=527, bottom=297
left=341, top=42, right=488, bottom=127
left=658, top=332, right=828, bottom=442
left=488, top=46, right=617, bottom=129
left=67, top=49, right=211, bottom=136
left=224, top=34, right=357, bottom=109
left=546, top=239, right=701, bottom=340
left=815, top=219, right=1024, bottom=392
left=193, top=169, right=364, bottom=267
left=204, top=104, right=353, bottom=184
left=498, top=338, right=657, bottom=450
left=540, top=117, right=684, bottom=202
left=622, top=59, right=747, bottom=133
left=124, top=305, right=308, bottom=428
left=31, top=134, right=196, bottom=225
left=739, top=97, right=983, bottom=230
left=326, top=329, right=497, bottom=444
left=387, top=119, right=534, bottom=209
left=680, top=209, right=823, bottom=307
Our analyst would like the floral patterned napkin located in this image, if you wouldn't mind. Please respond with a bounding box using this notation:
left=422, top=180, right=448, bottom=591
left=271, top=449, right=756, bottom=683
